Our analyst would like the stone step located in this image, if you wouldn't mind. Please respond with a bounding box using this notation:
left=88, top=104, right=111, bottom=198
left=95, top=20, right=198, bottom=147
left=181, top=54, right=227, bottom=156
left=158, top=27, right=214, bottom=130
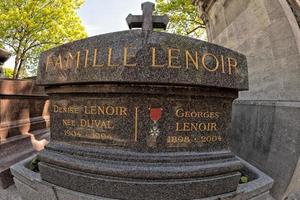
left=0, top=128, right=49, bottom=189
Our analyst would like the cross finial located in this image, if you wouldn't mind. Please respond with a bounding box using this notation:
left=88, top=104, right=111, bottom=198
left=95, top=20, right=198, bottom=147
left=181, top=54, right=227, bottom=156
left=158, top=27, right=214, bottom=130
left=126, top=2, right=169, bottom=32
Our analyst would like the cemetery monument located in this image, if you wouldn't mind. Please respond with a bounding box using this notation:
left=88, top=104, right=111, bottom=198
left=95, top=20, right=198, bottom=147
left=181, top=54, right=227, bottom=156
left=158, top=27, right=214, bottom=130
left=11, top=2, right=274, bottom=200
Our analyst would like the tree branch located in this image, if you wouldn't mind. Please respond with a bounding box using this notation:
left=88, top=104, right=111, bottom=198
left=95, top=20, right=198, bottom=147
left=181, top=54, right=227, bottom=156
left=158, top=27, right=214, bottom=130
left=187, top=25, right=204, bottom=35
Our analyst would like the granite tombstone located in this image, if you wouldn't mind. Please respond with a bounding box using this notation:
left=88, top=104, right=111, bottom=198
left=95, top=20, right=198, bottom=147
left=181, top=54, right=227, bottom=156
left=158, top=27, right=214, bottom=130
left=37, top=2, right=248, bottom=199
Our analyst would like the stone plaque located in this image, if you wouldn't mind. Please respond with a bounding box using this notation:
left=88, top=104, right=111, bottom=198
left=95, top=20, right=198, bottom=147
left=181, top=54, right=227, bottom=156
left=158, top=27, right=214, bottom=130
left=51, top=92, right=233, bottom=151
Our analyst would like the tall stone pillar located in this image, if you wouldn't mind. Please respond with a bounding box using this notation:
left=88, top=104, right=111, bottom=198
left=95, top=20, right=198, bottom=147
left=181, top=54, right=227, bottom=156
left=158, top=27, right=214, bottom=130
left=0, top=48, right=11, bottom=78
left=192, top=0, right=300, bottom=199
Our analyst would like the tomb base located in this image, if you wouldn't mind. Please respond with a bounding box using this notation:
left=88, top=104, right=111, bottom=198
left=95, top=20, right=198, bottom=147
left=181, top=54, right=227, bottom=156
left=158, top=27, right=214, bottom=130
left=38, top=144, right=242, bottom=200
left=11, top=155, right=273, bottom=200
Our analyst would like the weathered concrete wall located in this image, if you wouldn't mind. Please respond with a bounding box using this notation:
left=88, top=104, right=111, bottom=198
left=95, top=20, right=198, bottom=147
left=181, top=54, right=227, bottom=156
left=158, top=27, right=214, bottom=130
left=193, top=0, right=300, bottom=199
left=231, top=100, right=300, bottom=199
left=195, top=0, right=300, bottom=101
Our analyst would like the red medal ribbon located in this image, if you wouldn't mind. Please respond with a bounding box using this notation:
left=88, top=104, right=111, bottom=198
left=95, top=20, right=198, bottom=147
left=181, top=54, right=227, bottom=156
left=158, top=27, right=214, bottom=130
left=150, top=108, right=162, bottom=121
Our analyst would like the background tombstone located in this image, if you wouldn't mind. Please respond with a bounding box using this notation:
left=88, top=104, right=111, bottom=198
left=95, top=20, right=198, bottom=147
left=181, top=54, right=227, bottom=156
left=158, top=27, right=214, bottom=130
left=0, top=48, right=50, bottom=188
left=0, top=80, right=50, bottom=189
left=192, top=0, right=300, bottom=199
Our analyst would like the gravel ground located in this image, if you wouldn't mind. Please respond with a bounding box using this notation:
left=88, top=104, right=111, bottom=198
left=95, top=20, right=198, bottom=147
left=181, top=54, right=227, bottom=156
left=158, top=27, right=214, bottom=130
left=0, top=185, right=21, bottom=200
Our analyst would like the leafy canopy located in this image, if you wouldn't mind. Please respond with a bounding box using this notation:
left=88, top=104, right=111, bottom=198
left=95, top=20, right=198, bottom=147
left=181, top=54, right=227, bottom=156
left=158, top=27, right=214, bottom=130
left=0, top=0, right=87, bottom=79
left=155, top=0, right=206, bottom=39
left=2, top=67, right=14, bottom=78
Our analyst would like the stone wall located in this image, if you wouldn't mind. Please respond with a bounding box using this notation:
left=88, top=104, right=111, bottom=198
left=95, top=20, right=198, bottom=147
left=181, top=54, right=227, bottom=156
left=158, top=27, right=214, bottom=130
left=0, top=79, right=49, bottom=141
left=194, top=0, right=300, bottom=101
left=193, top=0, right=300, bottom=199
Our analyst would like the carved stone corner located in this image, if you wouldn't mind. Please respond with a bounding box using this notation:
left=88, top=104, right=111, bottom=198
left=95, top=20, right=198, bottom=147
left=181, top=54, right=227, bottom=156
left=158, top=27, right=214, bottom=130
left=287, top=0, right=300, bottom=27
left=192, top=0, right=216, bottom=12
left=0, top=48, right=11, bottom=65
left=191, top=0, right=216, bottom=24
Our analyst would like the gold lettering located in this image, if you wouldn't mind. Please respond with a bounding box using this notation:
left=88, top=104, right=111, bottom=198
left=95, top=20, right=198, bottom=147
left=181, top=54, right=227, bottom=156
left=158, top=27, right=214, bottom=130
left=185, top=111, right=191, bottom=117
left=107, top=120, right=114, bottom=129
left=93, top=48, right=104, bottom=67
left=176, top=122, right=181, bottom=131
left=168, top=48, right=181, bottom=68
left=120, top=107, right=127, bottom=116
left=220, top=55, right=225, bottom=73
left=185, top=50, right=198, bottom=70
left=55, top=54, right=63, bottom=69
left=84, top=106, right=128, bottom=116
left=175, top=122, right=218, bottom=132
left=151, top=48, right=164, bottom=67
left=184, top=136, right=190, bottom=143
left=90, top=131, right=113, bottom=140
left=53, top=105, right=59, bottom=112
left=45, top=54, right=54, bottom=72
left=106, top=106, right=114, bottom=115
left=66, top=52, right=80, bottom=69
left=80, top=119, right=86, bottom=127
left=227, top=57, right=238, bottom=75
left=191, top=123, right=198, bottom=131
left=190, top=111, right=197, bottom=117
left=210, top=122, right=217, bottom=131
left=199, top=135, right=222, bottom=143
left=199, top=123, right=206, bottom=131
left=62, top=119, right=75, bottom=126
left=202, top=53, right=219, bottom=72
left=52, top=105, right=79, bottom=113
left=91, top=106, right=97, bottom=114
left=80, top=119, right=114, bottom=129
left=175, top=109, right=220, bottom=119
left=64, top=129, right=81, bottom=137
left=84, top=49, right=89, bottom=68
left=107, top=48, right=119, bottom=67
left=183, top=122, right=190, bottom=131
left=167, top=136, right=177, bottom=143
left=175, top=108, right=184, bottom=117
left=123, top=47, right=137, bottom=67
left=167, top=136, right=190, bottom=144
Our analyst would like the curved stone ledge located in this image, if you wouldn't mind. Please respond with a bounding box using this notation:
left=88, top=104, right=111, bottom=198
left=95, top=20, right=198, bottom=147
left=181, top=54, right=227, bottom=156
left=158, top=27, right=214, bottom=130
left=10, top=155, right=273, bottom=200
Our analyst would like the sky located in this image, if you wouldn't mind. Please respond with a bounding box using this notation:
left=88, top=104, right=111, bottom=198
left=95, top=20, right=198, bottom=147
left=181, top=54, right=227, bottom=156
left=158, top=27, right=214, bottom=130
left=6, top=0, right=155, bottom=68
left=78, top=0, right=156, bottom=36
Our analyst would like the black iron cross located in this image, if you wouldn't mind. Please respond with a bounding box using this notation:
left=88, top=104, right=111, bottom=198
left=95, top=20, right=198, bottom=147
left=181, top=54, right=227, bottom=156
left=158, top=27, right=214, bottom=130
left=126, top=2, right=169, bottom=32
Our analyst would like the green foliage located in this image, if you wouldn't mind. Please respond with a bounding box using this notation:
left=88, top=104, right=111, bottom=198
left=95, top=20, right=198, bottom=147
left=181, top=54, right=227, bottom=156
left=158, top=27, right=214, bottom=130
left=155, top=0, right=206, bottom=39
left=29, top=157, right=40, bottom=172
left=240, top=176, right=249, bottom=184
left=2, top=67, right=14, bottom=78
left=0, top=0, right=87, bottom=79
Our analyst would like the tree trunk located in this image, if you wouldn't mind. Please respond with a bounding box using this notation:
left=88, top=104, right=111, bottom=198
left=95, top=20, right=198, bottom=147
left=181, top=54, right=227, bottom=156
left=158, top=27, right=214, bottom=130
left=12, top=56, right=20, bottom=79
left=15, top=59, right=24, bottom=79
